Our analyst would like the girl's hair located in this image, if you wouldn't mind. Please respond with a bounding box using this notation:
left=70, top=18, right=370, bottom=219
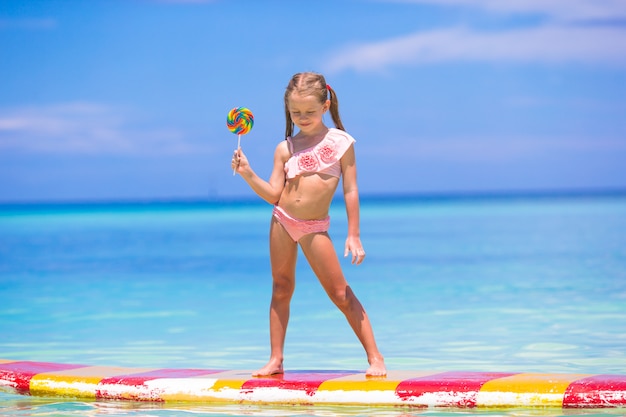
left=284, top=72, right=345, bottom=138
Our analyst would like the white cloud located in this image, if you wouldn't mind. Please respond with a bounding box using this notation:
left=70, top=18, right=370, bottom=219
left=387, top=0, right=626, bottom=22
left=0, top=102, right=203, bottom=155
left=327, top=0, right=626, bottom=73
left=325, top=25, right=626, bottom=73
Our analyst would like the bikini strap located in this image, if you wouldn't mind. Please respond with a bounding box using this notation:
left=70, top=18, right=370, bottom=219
left=286, top=137, right=294, bottom=153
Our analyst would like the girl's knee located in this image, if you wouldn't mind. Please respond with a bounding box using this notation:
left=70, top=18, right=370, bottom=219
left=328, top=287, right=352, bottom=310
left=272, top=275, right=295, bottom=300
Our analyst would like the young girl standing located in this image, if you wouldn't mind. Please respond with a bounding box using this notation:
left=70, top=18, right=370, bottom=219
left=231, top=72, right=386, bottom=377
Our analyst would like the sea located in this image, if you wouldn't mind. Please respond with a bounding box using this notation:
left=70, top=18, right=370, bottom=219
left=1, top=191, right=625, bottom=417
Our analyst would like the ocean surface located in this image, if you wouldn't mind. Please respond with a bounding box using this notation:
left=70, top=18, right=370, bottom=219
left=1, top=192, right=625, bottom=417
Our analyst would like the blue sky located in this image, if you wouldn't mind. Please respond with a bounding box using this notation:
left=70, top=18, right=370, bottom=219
left=1, top=0, right=625, bottom=202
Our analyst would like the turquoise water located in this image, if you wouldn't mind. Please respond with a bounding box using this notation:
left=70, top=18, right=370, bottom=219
left=1, top=193, right=625, bottom=416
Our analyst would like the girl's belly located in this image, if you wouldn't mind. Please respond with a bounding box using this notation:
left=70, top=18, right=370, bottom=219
left=278, top=174, right=339, bottom=220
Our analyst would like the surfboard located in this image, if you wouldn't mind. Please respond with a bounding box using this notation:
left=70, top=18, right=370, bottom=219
left=1, top=359, right=625, bottom=408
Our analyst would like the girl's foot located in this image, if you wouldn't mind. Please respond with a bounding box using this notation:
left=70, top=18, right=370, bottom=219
left=252, top=358, right=284, bottom=377
left=365, top=355, right=386, bottom=377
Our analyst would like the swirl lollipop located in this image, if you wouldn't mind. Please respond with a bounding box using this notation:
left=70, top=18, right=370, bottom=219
left=227, top=107, right=254, bottom=175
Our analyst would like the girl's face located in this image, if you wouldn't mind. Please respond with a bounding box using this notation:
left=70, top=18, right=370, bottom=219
left=288, top=92, right=329, bottom=135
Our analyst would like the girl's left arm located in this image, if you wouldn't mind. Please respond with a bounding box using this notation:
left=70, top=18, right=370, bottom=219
left=341, top=145, right=366, bottom=265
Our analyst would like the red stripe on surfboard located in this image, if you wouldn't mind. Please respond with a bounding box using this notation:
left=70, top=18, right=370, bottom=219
left=396, top=371, right=518, bottom=407
left=563, top=375, right=626, bottom=408
left=0, top=361, right=86, bottom=393
left=242, top=371, right=355, bottom=396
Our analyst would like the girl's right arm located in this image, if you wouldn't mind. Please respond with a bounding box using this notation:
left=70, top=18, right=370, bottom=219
left=234, top=141, right=289, bottom=205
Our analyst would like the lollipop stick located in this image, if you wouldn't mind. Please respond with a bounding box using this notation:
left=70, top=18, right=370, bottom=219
left=232, top=134, right=241, bottom=176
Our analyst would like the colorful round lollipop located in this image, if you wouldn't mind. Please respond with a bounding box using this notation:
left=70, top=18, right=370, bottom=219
left=227, top=107, right=254, bottom=175
left=227, top=107, right=254, bottom=135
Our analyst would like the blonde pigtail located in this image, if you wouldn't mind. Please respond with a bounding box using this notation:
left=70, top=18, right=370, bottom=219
left=326, top=85, right=345, bottom=132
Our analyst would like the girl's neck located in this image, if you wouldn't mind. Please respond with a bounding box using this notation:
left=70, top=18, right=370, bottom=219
left=295, top=126, right=329, bottom=142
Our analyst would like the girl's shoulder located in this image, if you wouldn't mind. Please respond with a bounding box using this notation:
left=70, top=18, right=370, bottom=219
left=327, top=128, right=356, bottom=144
left=274, top=138, right=291, bottom=159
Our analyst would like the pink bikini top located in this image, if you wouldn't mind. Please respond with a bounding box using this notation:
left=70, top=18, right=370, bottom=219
left=284, top=128, right=356, bottom=179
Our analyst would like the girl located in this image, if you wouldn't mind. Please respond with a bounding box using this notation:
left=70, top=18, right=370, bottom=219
left=231, top=72, right=386, bottom=377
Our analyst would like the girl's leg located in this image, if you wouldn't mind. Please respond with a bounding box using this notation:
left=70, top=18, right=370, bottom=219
left=299, top=232, right=386, bottom=376
left=253, top=217, right=298, bottom=376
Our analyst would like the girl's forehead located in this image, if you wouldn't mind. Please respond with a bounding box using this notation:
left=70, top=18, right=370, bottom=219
left=288, top=92, right=321, bottom=107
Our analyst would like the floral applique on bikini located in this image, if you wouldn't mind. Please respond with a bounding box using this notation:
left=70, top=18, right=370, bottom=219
left=284, top=128, right=356, bottom=179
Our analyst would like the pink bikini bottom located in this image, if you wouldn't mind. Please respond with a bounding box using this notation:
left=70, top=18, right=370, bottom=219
left=272, top=205, right=330, bottom=242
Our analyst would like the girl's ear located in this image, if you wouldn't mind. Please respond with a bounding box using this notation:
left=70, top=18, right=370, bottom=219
left=323, top=99, right=330, bottom=112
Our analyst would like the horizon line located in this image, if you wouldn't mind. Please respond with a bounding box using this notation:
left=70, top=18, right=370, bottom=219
left=1, top=187, right=625, bottom=208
